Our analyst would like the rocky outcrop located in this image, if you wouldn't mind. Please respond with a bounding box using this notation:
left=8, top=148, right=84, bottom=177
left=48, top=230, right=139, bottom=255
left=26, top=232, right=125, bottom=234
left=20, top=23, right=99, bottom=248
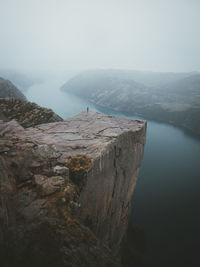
left=0, top=111, right=146, bottom=266
left=0, top=77, right=27, bottom=101
left=0, top=98, right=63, bottom=127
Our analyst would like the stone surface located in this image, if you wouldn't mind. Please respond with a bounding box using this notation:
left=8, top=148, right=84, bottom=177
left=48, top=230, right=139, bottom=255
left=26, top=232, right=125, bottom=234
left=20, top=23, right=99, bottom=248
left=0, top=111, right=146, bottom=266
left=53, top=165, right=69, bottom=175
left=34, top=174, right=66, bottom=196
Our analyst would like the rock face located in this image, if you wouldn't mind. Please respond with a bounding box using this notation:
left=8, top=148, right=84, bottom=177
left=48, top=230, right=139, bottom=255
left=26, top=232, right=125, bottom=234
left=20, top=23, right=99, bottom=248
left=0, top=77, right=27, bottom=101
left=0, top=98, right=63, bottom=127
left=0, top=111, right=146, bottom=267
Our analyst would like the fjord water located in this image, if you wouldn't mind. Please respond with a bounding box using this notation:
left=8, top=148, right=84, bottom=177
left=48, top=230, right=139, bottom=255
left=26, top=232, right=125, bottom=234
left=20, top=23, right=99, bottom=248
left=26, top=79, right=200, bottom=267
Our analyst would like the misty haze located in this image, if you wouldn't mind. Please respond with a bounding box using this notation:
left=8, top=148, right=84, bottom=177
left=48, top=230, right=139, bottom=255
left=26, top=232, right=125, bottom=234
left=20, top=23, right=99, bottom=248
left=0, top=0, right=200, bottom=267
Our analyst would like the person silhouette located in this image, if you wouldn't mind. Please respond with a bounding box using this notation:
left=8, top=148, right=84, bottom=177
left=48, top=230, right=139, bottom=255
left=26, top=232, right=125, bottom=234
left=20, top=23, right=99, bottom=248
left=87, top=106, right=89, bottom=113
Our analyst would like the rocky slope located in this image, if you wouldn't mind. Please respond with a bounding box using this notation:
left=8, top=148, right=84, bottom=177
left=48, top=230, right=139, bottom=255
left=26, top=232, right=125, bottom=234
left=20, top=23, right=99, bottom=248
left=0, top=98, right=63, bottom=127
left=0, top=77, right=27, bottom=101
left=0, top=70, right=38, bottom=92
left=0, top=111, right=146, bottom=267
left=61, top=69, right=200, bottom=135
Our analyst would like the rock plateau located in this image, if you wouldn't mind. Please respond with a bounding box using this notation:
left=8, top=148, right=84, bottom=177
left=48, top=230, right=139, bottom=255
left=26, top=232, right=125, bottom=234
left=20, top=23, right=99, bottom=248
left=0, top=111, right=146, bottom=267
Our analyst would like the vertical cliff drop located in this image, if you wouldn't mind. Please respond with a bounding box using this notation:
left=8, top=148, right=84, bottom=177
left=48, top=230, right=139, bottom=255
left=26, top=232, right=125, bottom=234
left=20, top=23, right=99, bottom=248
left=72, top=112, right=147, bottom=254
left=0, top=111, right=146, bottom=267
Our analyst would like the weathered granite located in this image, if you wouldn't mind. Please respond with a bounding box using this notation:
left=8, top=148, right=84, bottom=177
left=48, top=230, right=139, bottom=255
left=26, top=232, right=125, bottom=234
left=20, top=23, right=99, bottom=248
left=0, top=111, right=146, bottom=266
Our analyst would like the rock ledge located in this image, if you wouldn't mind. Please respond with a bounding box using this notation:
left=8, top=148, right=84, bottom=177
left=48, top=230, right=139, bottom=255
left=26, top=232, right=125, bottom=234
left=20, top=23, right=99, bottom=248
left=0, top=111, right=146, bottom=267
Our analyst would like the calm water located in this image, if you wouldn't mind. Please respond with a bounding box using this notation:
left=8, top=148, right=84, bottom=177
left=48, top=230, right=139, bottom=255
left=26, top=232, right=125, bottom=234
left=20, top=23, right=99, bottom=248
left=26, top=79, right=200, bottom=267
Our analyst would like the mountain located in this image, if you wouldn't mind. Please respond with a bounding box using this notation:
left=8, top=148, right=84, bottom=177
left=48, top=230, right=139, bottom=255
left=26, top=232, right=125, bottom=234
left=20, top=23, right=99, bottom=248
left=61, top=69, right=200, bottom=135
left=0, top=77, right=27, bottom=101
left=0, top=69, right=41, bottom=92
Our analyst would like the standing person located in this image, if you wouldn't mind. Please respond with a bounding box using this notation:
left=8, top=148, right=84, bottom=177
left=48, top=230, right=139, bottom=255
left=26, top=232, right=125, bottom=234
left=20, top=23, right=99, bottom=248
left=87, top=106, right=89, bottom=113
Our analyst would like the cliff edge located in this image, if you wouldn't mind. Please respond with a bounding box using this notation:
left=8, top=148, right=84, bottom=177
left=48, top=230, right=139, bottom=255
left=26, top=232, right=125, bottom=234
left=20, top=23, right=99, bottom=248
left=0, top=111, right=146, bottom=267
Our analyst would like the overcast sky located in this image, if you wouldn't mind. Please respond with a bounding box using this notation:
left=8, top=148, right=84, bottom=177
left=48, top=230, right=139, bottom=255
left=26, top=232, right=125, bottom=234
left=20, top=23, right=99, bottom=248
left=0, top=0, right=200, bottom=72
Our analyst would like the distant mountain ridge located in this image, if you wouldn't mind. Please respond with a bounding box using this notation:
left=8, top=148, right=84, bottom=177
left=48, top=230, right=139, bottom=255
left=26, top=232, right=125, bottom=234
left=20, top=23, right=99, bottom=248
left=61, top=69, right=200, bottom=134
left=0, top=69, right=41, bottom=92
left=0, top=77, right=27, bottom=101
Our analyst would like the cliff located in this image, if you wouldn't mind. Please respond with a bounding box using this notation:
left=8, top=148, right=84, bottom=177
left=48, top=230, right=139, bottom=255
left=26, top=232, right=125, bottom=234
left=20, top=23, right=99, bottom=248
left=0, top=77, right=27, bottom=101
left=0, top=111, right=146, bottom=267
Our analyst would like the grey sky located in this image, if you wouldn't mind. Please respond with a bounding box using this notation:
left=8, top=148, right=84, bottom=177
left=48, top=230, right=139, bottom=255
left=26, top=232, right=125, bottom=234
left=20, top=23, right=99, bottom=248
left=0, top=0, right=200, bottom=72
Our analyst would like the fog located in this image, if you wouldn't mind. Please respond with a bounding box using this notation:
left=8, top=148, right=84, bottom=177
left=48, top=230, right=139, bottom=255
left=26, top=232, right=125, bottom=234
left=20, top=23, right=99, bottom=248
left=0, top=0, right=200, bottom=72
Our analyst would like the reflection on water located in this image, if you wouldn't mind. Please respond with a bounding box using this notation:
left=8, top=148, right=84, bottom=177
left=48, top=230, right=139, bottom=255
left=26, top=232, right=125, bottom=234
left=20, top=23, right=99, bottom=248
left=25, top=80, right=200, bottom=267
